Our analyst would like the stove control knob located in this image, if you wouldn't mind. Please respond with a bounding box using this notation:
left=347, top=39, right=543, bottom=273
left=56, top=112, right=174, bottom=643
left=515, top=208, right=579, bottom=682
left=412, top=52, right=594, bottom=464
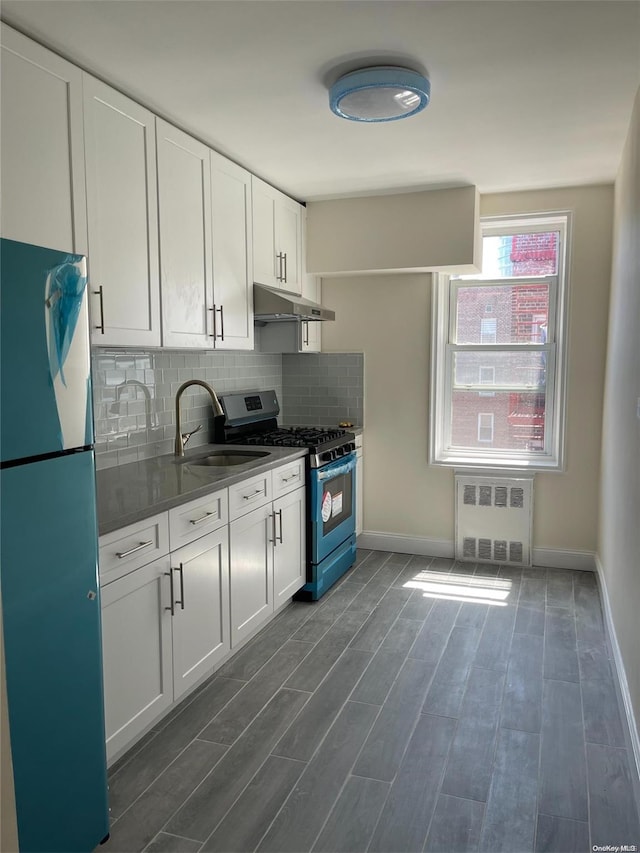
left=334, top=446, right=345, bottom=457
left=321, top=450, right=334, bottom=463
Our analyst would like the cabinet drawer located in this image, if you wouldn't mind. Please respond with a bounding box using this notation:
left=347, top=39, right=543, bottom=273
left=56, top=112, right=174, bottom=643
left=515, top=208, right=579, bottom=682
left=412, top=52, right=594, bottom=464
left=272, top=458, right=305, bottom=499
left=228, top=470, right=272, bottom=520
left=169, top=488, right=228, bottom=550
left=99, top=512, right=169, bottom=585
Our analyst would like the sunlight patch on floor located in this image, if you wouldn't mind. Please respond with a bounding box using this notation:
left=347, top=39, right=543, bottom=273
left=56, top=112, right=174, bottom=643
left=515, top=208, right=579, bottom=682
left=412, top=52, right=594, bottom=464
left=403, top=570, right=512, bottom=606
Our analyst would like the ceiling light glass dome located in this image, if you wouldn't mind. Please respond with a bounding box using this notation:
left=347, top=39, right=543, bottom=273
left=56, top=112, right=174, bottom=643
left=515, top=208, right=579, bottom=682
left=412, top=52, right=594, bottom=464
left=329, top=66, right=430, bottom=122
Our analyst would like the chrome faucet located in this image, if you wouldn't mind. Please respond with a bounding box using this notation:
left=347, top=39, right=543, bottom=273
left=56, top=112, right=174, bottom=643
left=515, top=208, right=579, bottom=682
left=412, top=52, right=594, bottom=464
left=174, top=380, right=224, bottom=457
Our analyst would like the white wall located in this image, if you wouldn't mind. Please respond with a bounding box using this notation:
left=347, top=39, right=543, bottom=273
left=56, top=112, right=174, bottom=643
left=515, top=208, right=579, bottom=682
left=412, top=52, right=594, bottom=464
left=323, top=184, right=613, bottom=559
left=598, top=88, right=640, bottom=734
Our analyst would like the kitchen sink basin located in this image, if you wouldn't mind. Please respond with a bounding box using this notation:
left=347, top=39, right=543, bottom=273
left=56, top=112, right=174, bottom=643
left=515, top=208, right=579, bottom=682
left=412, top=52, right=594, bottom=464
left=187, top=450, right=270, bottom=467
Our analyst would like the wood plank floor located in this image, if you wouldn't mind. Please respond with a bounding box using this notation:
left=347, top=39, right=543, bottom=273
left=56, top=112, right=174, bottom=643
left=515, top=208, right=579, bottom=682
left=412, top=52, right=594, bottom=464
left=101, top=551, right=640, bottom=853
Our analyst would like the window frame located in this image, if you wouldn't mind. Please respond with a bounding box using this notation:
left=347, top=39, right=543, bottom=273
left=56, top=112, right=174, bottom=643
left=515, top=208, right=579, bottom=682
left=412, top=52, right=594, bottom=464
left=430, top=212, right=571, bottom=471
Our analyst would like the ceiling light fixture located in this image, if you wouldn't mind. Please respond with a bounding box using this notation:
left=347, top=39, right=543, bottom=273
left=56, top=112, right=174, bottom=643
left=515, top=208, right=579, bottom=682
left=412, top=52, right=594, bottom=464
left=329, top=65, right=430, bottom=123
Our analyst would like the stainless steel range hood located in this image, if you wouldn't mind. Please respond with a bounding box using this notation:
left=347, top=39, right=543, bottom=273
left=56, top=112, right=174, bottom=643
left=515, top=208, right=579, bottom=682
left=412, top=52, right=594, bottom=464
left=253, top=284, right=335, bottom=322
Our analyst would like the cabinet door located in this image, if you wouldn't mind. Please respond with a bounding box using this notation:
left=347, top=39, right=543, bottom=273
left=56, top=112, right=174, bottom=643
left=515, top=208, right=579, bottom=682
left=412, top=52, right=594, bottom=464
left=171, top=530, right=230, bottom=700
left=157, top=119, right=213, bottom=348
left=210, top=151, right=254, bottom=350
left=1, top=25, right=87, bottom=253
left=252, top=176, right=277, bottom=287
left=83, top=75, right=160, bottom=346
left=101, top=556, right=173, bottom=763
left=275, top=196, right=302, bottom=295
left=229, top=504, right=273, bottom=647
left=273, top=487, right=306, bottom=608
left=356, top=451, right=363, bottom=536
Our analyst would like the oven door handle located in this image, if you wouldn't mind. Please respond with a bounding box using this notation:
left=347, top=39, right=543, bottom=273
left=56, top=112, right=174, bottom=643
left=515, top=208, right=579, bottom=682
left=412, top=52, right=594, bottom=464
left=316, top=457, right=356, bottom=480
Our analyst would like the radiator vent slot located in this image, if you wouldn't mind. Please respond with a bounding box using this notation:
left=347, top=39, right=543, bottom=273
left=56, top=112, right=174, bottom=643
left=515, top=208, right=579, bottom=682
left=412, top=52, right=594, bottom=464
left=455, top=474, right=533, bottom=567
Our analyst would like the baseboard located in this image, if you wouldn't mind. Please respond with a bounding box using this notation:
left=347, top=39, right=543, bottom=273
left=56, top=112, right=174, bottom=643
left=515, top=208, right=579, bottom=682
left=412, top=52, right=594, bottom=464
left=531, top=547, right=596, bottom=572
left=594, top=554, right=640, bottom=789
left=358, top=531, right=596, bottom=573
left=357, top=531, right=454, bottom=558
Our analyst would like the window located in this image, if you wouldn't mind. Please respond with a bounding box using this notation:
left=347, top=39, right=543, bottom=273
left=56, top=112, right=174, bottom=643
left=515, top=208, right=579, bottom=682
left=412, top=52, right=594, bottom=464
left=477, top=413, right=494, bottom=443
left=430, top=213, right=570, bottom=470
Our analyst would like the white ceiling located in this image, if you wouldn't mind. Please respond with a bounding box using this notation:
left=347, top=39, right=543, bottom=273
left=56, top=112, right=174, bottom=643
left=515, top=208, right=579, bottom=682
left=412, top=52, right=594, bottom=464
left=2, top=1, right=639, bottom=202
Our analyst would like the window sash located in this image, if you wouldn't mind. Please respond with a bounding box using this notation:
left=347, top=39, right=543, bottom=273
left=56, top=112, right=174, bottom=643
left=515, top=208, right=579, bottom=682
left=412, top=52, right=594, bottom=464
left=449, top=276, right=558, bottom=346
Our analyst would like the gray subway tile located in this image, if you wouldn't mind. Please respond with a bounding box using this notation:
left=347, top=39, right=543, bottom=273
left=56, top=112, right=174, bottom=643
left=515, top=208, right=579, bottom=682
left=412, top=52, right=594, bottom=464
left=422, top=626, right=481, bottom=718
left=544, top=606, right=579, bottom=683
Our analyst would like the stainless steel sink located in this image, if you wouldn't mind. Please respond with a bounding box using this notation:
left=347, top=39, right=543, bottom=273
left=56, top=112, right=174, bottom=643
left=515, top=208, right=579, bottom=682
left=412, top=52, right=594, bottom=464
left=187, top=450, right=270, bottom=467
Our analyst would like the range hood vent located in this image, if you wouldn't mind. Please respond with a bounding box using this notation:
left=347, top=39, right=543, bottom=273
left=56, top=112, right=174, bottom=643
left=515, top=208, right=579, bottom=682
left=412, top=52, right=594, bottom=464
left=253, top=284, right=335, bottom=322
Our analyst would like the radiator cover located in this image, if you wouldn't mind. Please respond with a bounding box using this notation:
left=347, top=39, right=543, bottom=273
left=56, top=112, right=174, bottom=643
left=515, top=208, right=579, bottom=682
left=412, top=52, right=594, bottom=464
left=455, top=473, right=534, bottom=567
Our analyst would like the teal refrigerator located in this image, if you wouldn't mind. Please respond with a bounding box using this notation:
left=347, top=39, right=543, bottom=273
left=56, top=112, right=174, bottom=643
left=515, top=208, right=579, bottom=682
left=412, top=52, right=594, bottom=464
left=0, top=238, right=109, bottom=851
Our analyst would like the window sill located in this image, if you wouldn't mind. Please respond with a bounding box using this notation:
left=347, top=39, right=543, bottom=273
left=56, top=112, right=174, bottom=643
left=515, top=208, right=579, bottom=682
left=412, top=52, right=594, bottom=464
left=430, top=452, right=563, bottom=473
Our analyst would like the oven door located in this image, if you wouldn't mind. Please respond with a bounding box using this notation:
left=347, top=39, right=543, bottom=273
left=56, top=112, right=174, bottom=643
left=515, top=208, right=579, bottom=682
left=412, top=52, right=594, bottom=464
left=309, top=452, right=356, bottom=564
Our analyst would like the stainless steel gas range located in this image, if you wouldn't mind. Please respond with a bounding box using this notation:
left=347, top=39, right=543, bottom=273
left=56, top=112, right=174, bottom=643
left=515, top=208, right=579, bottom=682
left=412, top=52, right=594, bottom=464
left=214, top=390, right=357, bottom=600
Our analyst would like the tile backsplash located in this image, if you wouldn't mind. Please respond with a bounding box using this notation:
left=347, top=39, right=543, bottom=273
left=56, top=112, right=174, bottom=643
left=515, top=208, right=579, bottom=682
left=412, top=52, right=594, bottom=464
left=281, top=353, right=364, bottom=428
left=92, top=349, right=364, bottom=470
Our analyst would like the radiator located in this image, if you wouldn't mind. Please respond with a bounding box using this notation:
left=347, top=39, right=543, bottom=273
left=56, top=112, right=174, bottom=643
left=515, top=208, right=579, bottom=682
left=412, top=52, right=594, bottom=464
left=454, top=473, right=533, bottom=567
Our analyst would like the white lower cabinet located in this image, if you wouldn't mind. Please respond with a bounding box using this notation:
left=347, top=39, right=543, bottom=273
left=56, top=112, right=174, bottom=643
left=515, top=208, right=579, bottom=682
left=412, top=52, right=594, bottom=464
left=101, top=555, right=173, bottom=762
left=229, top=503, right=274, bottom=648
left=170, top=529, right=230, bottom=700
left=100, top=461, right=306, bottom=762
left=273, top=487, right=306, bottom=607
left=229, top=483, right=306, bottom=647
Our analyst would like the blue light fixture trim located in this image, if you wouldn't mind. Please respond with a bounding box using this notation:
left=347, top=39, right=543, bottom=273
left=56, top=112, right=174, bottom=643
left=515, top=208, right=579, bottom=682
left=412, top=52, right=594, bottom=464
left=329, top=66, right=431, bottom=123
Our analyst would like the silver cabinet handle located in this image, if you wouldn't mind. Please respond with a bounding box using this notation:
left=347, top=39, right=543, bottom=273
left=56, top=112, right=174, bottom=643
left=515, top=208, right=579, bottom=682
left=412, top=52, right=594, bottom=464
left=174, top=564, right=185, bottom=610
left=277, top=508, right=283, bottom=544
left=283, top=252, right=288, bottom=284
left=189, top=510, right=215, bottom=526
left=270, top=511, right=277, bottom=545
left=242, top=488, right=263, bottom=501
left=164, top=570, right=175, bottom=616
left=217, top=305, right=225, bottom=341
left=303, top=320, right=309, bottom=347
left=94, top=285, right=105, bottom=334
left=281, top=472, right=299, bottom=483
left=208, top=304, right=217, bottom=339
left=276, top=252, right=284, bottom=282
left=116, top=540, right=153, bottom=559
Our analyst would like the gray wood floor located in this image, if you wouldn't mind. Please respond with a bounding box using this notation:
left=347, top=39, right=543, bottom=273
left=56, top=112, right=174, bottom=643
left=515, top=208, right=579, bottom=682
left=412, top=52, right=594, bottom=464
left=102, top=551, right=640, bottom=853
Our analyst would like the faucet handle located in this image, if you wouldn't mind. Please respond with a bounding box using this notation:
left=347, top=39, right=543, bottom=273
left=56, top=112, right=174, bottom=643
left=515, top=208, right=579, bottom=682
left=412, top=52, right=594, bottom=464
left=181, top=424, right=203, bottom=447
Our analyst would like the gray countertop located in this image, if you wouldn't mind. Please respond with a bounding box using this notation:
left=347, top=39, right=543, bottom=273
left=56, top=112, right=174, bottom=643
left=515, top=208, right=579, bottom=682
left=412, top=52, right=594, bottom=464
left=96, top=444, right=307, bottom=536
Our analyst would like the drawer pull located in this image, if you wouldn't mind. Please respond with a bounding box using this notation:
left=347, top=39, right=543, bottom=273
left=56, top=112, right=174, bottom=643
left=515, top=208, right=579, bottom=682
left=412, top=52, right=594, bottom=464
left=115, top=540, right=153, bottom=559
left=189, top=511, right=215, bottom=526
left=175, top=564, right=185, bottom=610
left=242, top=488, right=263, bottom=501
left=281, top=472, right=299, bottom=483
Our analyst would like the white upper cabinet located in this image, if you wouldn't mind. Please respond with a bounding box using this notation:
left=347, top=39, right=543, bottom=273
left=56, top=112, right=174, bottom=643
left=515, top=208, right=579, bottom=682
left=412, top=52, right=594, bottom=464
left=157, top=119, right=213, bottom=348
left=0, top=25, right=87, bottom=253
left=252, top=176, right=302, bottom=295
left=301, top=210, right=322, bottom=352
left=83, top=75, right=161, bottom=346
left=210, top=151, right=254, bottom=350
